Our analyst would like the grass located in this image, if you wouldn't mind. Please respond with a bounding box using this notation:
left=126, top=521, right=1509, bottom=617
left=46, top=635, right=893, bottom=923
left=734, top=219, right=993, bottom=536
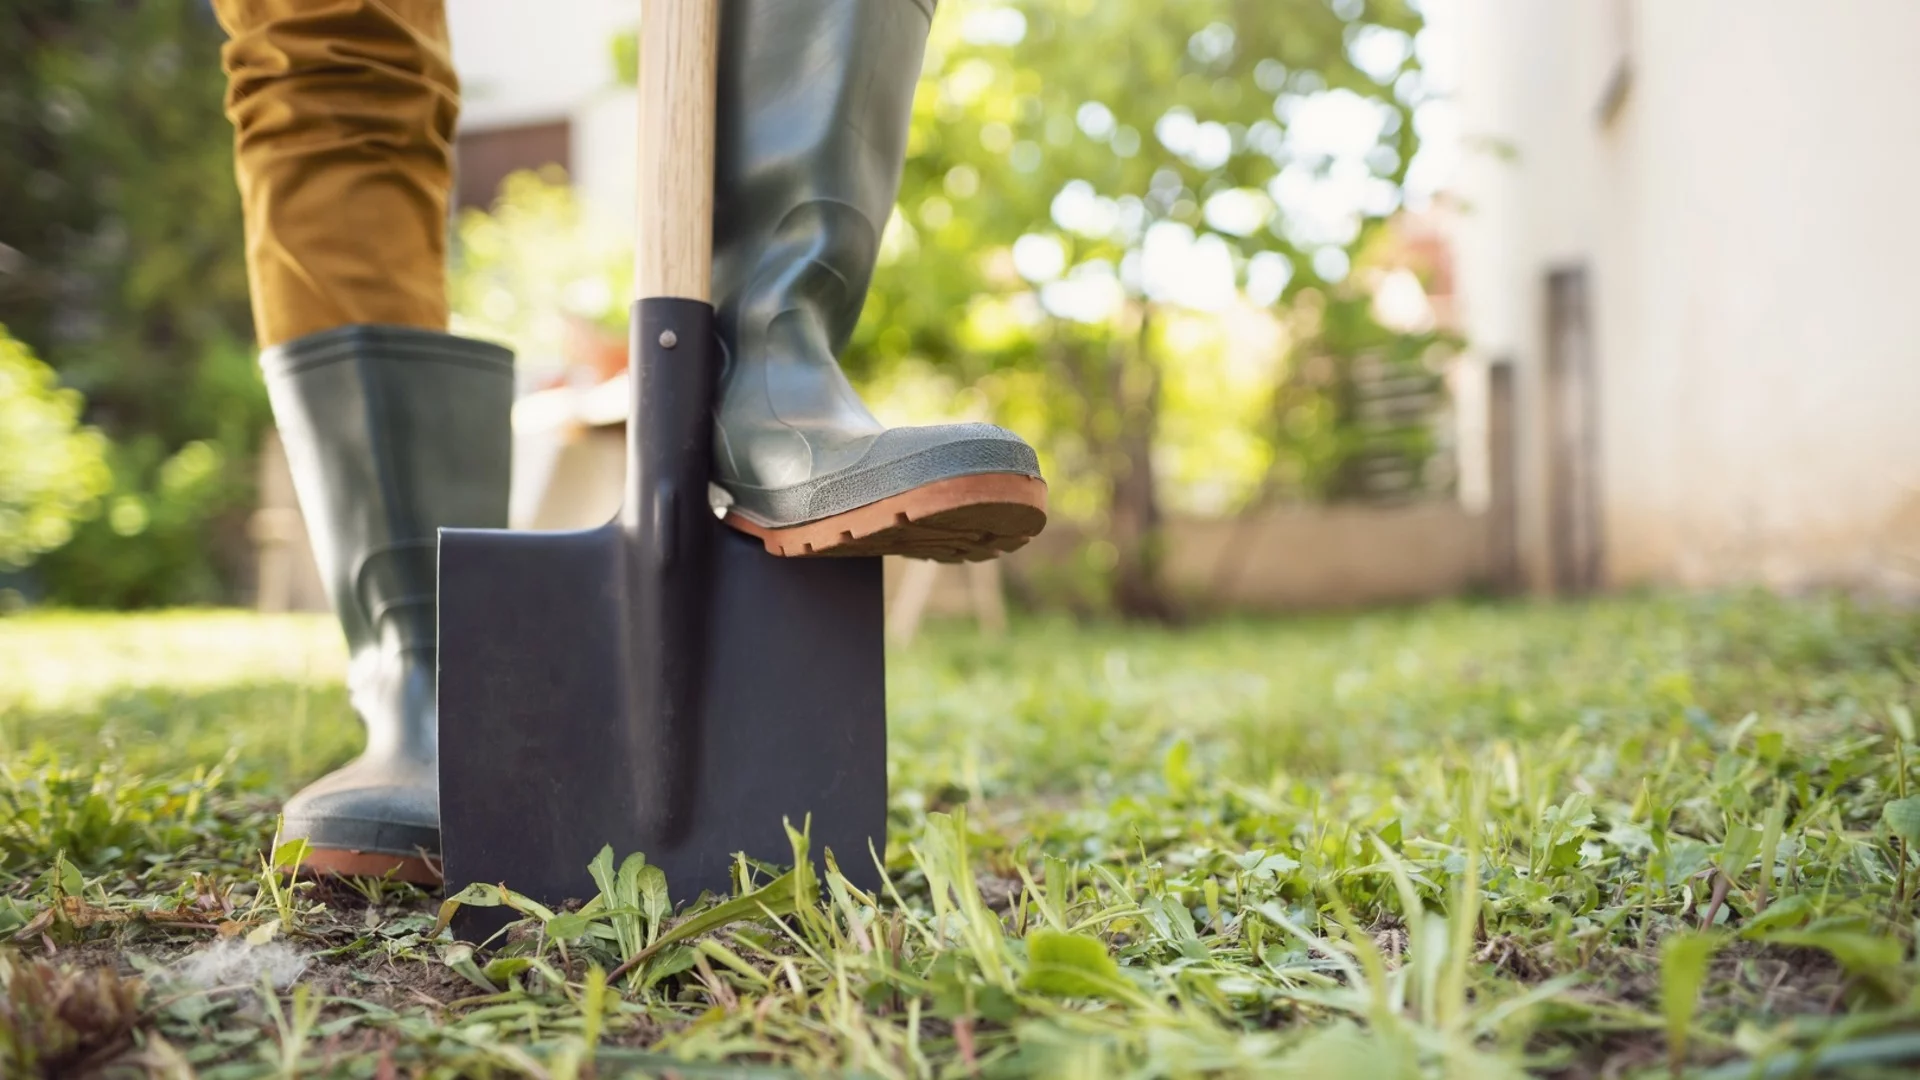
left=4, top=593, right=1920, bottom=1076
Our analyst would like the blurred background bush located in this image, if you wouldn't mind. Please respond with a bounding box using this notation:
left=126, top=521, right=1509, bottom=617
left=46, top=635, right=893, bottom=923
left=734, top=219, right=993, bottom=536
left=0, top=327, right=109, bottom=573
left=1, top=0, right=265, bottom=607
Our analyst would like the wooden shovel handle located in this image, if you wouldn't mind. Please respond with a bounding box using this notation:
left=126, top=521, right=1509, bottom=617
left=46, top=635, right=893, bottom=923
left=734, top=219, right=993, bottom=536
left=636, top=0, right=719, bottom=303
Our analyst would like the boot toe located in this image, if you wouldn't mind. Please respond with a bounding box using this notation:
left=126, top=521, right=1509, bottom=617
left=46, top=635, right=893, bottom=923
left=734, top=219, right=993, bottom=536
left=281, top=760, right=439, bottom=859
left=720, top=423, right=1047, bottom=559
left=728, top=422, right=1041, bottom=527
left=815, top=423, right=1039, bottom=519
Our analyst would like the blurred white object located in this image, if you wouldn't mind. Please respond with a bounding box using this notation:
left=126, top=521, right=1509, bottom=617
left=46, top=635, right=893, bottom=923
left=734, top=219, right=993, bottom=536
left=509, top=374, right=629, bottom=530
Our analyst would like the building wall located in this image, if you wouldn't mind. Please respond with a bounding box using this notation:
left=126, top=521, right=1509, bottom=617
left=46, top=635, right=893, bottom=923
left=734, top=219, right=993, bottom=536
left=447, top=0, right=633, bottom=131
left=446, top=0, right=639, bottom=228
left=1449, top=0, right=1920, bottom=594
left=1160, top=504, right=1492, bottom=611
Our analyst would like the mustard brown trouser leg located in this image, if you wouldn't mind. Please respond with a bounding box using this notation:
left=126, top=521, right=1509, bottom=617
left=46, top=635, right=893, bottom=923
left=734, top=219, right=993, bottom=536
left=218, top=0, right=456, bottom=345
left=217, top=0, right=511, bottom=882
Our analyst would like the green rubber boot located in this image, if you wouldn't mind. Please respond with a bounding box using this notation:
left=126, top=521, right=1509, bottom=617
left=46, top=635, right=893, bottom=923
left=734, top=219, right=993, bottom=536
left=263, top=325, right=512, bottom=881
left=711, top=0, right=1047, bottom=562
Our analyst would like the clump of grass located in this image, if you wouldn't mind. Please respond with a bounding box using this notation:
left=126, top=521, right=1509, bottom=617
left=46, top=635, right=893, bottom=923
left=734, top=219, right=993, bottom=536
left=0, top=753, right=237, bottom=874
left=0, top=950, right=144, bottom=1075
left=2, top=593, right=1920, bottom=1076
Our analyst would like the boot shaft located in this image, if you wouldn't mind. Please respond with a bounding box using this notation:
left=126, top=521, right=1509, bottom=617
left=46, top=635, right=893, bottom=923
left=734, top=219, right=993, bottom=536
left=262, top=325, right=513, bottom=660
left=711, top=0, right=935, bottom=492
left=713, top=0, right=933, bottom=350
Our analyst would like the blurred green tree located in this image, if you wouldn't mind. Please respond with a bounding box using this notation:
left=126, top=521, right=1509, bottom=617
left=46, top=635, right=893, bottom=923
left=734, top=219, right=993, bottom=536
left=450, top=167, right=633, bottom=384
left=0, top=327, right=109, bottom=570
left=850, top=0, right=1428, bottom=617
left=1, top=0, right=264, bottom=605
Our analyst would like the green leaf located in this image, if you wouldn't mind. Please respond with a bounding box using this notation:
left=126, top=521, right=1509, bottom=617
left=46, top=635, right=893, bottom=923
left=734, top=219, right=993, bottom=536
left=431, top=881, right=556, bottom=939
left=56, top=853, right=84, bottom=896
left=638, top=944, right=697, bottom=991
left=1892, top=703, right=1916, bottom=744
left=1882, top=797, right=1920, bottom=846
left=441, top=943, right=497, bottom=993
left=976, top=983, right=1020, bottom=1023
left=500, top=887, right=556, bottom=922
left=585, top=848, right=652, bottom=970
left=433, top=881, right=504, bottom=938
left=1717, top=820, right=1762, bottom=877
left=1660, top=930, right=1722, bottom=1070
left=1163, top=738, right=1195, bottom=800
left=615, top=853, right=647, bottom=910
left=587, top=845, right=618, bottom=905
left=637, top=863, right=671, bottom=944
left=1739, top=894, right=1812, bottom=937
left=0, top=328, right=111, bottom=568
left=1545, top=792, right=1595, bottom=831
left=1152, top=895, right=1208, bottom=961
left=1043, top=854, right=1074, bottom=900
left=1020, top=929, right=1135, bottom=1001
left=1235, top=849, right=1300, bottom=879
left=482, top=956, right=531, bottom=985
left=613, top=852, right=649, bottom=961
left=1378, top=819, right=1403, bottom=851
left=925, top=952, right=972, bottom=1019
left=545, top=913, right=593, bottom=941
left=269, top=838, right=309, bottom=872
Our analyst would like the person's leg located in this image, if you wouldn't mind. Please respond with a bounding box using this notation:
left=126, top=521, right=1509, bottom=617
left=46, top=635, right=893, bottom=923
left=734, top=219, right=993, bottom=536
left=711, top=0, right=1047, bottom=562
left=217, top=0, right=456, bottom=345
left=215, top=0, right=511, bottom=881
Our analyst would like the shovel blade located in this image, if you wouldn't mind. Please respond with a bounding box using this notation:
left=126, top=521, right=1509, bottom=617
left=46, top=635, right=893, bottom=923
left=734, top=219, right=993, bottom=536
left=437, top=522, right=884, bottom=932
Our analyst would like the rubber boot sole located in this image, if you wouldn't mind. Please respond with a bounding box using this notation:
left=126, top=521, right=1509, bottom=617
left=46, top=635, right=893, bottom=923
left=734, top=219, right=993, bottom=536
left=725, top=473, right=1047, bottom=562
left=300, top=846, right=442, bottom=886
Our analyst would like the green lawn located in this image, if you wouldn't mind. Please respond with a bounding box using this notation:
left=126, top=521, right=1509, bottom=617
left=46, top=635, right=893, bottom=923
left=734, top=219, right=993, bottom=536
left=5, top=594, right=1920, bottom=1077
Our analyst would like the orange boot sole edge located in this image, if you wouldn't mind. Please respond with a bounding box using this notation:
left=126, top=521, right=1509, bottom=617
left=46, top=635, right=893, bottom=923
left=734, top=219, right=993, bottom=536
left=723, top=473, right=1048, bottom=563
left=300, top=847, right=443, bottom=886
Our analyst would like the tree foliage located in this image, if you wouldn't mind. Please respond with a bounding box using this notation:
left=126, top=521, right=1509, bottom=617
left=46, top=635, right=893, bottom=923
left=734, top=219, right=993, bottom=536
left=851, top=0, right=1432, bottom=616
left=0, top=327, right=108, bottom=569
left=449, top=167, right=632, bottom=384
left=1, top=0, right=263, bottom=605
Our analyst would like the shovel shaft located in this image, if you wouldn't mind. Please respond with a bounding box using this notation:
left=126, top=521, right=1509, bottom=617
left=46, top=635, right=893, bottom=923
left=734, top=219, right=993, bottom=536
left=636, top=0, right=719, bottom=303
left=619, top=0, right=721, bottom=844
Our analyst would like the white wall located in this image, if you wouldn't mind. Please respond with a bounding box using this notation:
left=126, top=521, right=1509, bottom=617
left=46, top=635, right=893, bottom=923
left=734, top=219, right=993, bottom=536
left=447, top=0, right=636, bottom=131
left=1449, top=0, right=1920, bottom=593
left=446, top=1, right=639, bottom=238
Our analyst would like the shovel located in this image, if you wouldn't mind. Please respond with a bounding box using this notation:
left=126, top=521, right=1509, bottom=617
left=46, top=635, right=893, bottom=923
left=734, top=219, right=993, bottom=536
left=436, top=0, right=886, bottom=933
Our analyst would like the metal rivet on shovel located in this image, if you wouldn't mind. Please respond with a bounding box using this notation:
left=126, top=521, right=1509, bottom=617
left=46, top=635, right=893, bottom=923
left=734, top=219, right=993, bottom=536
left=435, top=0, right=886, bottom=939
